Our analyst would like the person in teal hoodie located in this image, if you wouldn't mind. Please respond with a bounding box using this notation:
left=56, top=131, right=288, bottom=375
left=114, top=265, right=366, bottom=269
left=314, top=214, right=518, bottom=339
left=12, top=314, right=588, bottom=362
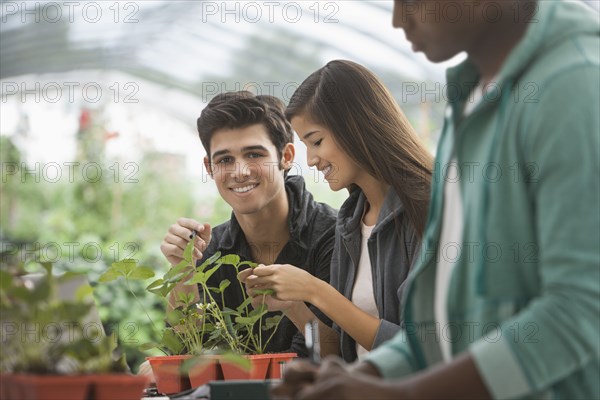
left=271, top=1, right=600, bottom=399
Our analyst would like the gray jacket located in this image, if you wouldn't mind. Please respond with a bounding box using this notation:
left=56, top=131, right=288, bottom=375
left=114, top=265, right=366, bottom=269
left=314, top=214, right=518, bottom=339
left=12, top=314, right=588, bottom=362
left=330, top=187, right=420, bottom=362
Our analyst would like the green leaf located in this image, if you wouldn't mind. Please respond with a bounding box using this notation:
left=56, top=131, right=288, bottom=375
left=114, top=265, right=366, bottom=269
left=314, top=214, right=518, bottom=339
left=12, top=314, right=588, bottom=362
left=183, top=240, right=195, bottom=264
left=166, top=309, right=185, bottom=327
left=247, top=308, right=268, bottom=320
left=98, top=268, right=120, bottom=283
left=75, top=284, right=94, bottom=302
left=198, top=252, right=222, bottom=272
left=129, top=266, right=155, bottom=280
left=218, top=254, right=240, bottom=266
left=219, top=279, right=231, bottom=293
left=208, top=328, right=223, bottom=341
left=253, top=289, right=274, bottom=296
left=112, top=259, right=137, bottom=277
left=223, top=313, right=235, bottom=336
left=221, top=307, right=238, bottom=316
left=159, top=283, right=176, bottom=297
left=186, top=292, right=196, bottom=305
left=146, top=278, right=164, bottom=291
left=139, top=341, right=160, bottom=351
left=234, top=316, right=253, bottom=325
left=264, top=315, right=283, bottom=330
left=236, top=297, right=253, bottom=313
left=164, top=262, right=192, bottom=283
left=161, top=329, right=185, bottom=355
left=203, top=263, right=222, bottom=282
left=146, top=278, right=175, bottom=297
left=176, top=291, right=189, bottom=304
left=185, top=271, right=206, bottom=285
left=238, top=261, right=258, bottom=269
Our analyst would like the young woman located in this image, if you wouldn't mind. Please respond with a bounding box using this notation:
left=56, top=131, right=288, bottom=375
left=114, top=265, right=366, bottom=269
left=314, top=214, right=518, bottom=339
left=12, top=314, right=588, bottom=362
left=239, top=60, right=433, bottom=362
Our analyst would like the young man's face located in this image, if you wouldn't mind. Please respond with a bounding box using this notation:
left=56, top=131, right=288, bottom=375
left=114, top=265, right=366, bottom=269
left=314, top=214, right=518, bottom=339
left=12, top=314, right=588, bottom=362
left=392, top=0, right=489, bottom=62
left=206, top=124, right=293, bottom=216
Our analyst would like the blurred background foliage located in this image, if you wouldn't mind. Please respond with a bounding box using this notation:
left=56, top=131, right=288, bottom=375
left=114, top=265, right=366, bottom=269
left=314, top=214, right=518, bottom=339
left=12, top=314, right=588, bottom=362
left=0, top=107, right=347, bottom=371
left=1, top=116, right=209, bottom=369
left=0, top=0, right=451, bottom=371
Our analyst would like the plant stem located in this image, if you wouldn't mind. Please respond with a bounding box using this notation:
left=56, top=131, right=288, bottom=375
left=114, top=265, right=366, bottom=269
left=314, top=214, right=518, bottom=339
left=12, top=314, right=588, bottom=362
left=202, top=283, right=238, bottom=352
left=236, top=266, right=250, bottom=316
left=200, top=286, right=207, bottom=350
left=125, top=278, right=160, bottom=337
left=261, top=317, right=283, bottom=352
left=258, top=293, right=266, bottom=352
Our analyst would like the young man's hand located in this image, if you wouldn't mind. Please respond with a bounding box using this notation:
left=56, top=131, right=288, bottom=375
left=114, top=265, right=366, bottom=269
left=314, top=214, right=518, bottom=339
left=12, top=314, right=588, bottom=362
left=271, top=357, right=389, bottom=400
left=160, top=218, right=212, bottom=266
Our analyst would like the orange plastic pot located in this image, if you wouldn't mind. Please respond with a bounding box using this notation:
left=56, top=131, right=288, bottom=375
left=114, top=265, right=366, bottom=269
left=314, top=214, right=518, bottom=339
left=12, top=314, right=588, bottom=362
left=9, top=374, right=90, bottom=400
left=187, top=356, right=221, bottom=388
left=0, top=374, right=9, bottom=400
left=266, top=353, right=297, bottom=379
left=220, top=354, right=271, bottom=380
left=147, top=355, right=191, bottom=395
left=90, top=374, right=149, bottom=400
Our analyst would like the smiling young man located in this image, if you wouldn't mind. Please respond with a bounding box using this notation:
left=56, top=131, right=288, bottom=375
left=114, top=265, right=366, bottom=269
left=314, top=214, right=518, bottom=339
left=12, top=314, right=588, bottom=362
left=272, top=0, right=599, bottom=399
left=159, top=91, right=336, bottom=356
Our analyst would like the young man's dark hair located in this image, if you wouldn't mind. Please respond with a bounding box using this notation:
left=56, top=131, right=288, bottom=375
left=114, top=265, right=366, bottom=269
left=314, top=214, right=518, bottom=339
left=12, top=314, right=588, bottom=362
left=197, top=91, right=294, bottom=176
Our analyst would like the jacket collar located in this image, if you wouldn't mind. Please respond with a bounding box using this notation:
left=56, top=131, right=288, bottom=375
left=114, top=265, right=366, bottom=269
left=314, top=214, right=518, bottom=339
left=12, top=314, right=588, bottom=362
left=337, top=186, right=404, bottom=240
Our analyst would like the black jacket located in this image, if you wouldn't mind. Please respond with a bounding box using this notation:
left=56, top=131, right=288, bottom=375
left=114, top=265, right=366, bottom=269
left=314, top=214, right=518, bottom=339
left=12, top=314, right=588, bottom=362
left=198, top=175, right=336, bottom=356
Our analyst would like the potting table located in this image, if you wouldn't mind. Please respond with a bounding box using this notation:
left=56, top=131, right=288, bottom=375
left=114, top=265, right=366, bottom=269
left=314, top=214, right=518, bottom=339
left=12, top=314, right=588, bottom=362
left=141, top=380, right=275, bottom=400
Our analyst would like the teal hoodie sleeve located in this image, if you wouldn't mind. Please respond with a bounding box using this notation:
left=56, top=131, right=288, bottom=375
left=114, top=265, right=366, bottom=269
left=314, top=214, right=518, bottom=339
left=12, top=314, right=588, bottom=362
left=364, top=329, right=418, bottom=379
left=470, top=65, right=600, bottom=399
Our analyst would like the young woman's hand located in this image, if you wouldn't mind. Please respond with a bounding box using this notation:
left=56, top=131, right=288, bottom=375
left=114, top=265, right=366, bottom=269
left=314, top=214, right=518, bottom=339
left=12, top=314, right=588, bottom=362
left=244, top=264, right=317, bottom=303
left=237, top=267, right=295, bottom=311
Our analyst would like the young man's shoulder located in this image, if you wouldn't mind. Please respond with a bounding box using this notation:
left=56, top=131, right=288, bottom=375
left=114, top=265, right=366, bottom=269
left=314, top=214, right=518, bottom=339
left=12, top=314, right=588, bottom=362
left=518, top=2, right=598, bottom=89
left=504, top=3, right=598, bottom=148
left=285, top=175, right=337, bottom=226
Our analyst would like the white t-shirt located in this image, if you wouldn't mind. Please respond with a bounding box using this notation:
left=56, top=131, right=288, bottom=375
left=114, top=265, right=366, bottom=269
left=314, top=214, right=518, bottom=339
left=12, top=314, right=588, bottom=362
left=434, top=82, right=485, bottom=361
left=434, top=159, right=464, bottom=361
left=351, top=222, right=378, bottom=359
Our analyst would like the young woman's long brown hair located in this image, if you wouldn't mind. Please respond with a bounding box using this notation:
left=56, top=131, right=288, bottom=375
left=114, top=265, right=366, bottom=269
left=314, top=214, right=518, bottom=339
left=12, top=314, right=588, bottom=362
left=286, top=60, right=433, bottom=236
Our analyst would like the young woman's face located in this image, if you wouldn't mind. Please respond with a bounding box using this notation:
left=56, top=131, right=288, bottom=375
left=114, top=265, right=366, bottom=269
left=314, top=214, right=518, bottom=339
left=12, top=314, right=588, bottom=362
left=291, top=114, right=362, bottom=192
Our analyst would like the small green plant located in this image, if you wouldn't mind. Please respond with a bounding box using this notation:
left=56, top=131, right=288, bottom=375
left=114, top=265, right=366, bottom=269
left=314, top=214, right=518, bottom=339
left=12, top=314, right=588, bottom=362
left=0, top=263, right=130, bottom=375
left=99, top=240, right=283, bottom=357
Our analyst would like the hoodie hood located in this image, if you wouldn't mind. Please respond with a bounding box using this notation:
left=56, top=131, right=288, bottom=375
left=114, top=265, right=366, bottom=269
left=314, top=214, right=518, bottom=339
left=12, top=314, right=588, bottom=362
left=448, top=1, right=600, bottom=91
left=499, top=0, right=599, bottom=83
